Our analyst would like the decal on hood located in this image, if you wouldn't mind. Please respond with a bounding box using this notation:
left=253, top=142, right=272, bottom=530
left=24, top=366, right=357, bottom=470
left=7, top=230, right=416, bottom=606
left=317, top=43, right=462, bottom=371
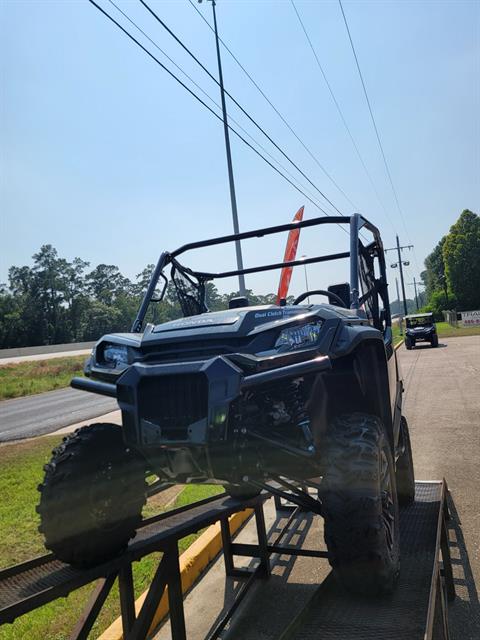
left=253, top=308, right=305, bottom=320
left=153, top=314, right=240, bottom=332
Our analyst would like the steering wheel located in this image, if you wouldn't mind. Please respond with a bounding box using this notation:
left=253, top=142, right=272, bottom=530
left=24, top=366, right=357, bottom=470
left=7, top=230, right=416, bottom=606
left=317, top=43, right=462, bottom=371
left=293, top=289, right=347, bottom=308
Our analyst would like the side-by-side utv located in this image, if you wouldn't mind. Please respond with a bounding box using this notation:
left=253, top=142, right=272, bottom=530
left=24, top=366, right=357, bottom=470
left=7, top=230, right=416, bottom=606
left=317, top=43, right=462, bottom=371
left=37, top=214, right=415, bottom=595
left=405, top=312, right=439, bottom=349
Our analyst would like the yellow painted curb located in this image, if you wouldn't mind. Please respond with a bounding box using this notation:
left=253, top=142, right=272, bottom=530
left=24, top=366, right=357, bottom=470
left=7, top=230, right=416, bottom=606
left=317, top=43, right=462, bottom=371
left=394, top=339, right=404, bottom=350
left=97, top=507, right=253, bottom=640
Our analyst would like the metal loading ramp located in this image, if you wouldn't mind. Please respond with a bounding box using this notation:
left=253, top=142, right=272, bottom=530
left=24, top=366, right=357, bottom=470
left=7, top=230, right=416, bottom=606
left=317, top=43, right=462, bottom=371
left=0, top=493, right=270, bottom=639
left=0, top=481, right=454, bottom=640
left=154, top=481, right=454, bottom=640
left=277, top=481, right=454, bottom=640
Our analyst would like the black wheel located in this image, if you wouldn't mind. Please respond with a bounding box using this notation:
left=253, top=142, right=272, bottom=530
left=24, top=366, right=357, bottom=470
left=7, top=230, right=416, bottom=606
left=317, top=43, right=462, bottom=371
left=431, top=334, right=439, bottom=347
left=396, top=416, right=415, bottom=505
left=320, top=413, right=400, bottom=595
left=223, top=483, right=261, bottom=500
left=37, top=423, right=147, bottom=568
left=405, top=337, right=412, bottom=350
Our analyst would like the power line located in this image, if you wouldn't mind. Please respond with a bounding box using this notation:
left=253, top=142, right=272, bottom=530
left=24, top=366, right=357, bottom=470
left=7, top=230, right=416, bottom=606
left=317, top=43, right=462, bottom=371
left=139, top=0, right=346, bottom=216
left=105, top=0, right=334, bottom=214
left=338, top=0, right=422, bottom=276
left=87, top=0, right=339, bottom=219
left=186, top=0, right=357, bottom=211
left=337, top=2, right=411, bottom=236
left=290, top=0, right=396, bottom=236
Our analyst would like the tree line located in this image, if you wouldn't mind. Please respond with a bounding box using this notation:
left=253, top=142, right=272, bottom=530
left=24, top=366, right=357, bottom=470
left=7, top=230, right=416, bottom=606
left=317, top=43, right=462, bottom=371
left=420, top=209, right=480, bottom=318
left=0, top=245, right=278, bottom=349
left=1, top=209, right=477, bottom=348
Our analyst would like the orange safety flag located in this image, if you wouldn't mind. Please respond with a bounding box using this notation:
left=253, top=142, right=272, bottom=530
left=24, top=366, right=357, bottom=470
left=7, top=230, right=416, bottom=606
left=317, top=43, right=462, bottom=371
left=276, top=206, right=304, bottom=304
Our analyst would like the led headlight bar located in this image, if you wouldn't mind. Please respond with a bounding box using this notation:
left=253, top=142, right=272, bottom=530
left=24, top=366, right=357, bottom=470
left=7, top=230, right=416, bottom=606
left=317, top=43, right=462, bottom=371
left=274, top=321, right=323, bottom=352
left=96, top=343, right=137, bottom=369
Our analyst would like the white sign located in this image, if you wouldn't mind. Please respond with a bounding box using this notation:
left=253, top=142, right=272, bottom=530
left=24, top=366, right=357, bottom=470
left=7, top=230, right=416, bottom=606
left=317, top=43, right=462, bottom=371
left=460, top=310, right=480, bottom=327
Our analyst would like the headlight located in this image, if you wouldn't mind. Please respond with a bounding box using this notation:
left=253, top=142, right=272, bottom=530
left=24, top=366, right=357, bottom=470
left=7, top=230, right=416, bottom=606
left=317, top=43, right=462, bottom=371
left=104, top=344, right=129, bottom=367
left=98, top=343, right=135, bottom=369
left=274, top=321, right=323, bottom=352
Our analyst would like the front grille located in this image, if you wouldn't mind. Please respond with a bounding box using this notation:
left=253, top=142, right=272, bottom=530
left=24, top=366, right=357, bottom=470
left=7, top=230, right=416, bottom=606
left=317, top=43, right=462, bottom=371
left=141, top=338, right=251, bottom=364
left=138, top=373, right=208, bottom=441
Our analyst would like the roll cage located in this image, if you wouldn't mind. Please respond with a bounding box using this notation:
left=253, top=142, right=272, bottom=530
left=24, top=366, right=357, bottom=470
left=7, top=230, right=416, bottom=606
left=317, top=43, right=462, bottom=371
left=131, top=213, right=391, bottom=334
left=405, top=314, right=434, bottom=328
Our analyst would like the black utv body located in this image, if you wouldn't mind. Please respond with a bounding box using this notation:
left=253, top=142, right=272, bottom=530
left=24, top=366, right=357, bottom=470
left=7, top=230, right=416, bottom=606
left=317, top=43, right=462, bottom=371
left=38, top=214, right=415, bottom=595
left=404, top=312, right=439, bottom=349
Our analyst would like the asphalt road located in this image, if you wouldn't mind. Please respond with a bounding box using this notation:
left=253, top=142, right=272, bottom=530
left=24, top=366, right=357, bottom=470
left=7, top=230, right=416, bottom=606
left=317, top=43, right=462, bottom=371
left=400, top=335, right=480, bottom=639
left=0, top=349, right=92, bottom=365
left=0, top=388, right=116, bottom=442
left=0, top=341, right=94, bottom=362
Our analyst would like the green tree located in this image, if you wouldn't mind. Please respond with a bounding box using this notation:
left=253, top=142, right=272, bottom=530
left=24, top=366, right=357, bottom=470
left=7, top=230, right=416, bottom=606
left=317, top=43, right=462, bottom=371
left=421, top=237, right=447, bottom=302
left=442, top=210, right=480, bottom=311
left=0, top=285, right=24, bottom=348
left=83, top=301, right=123, bottom=340
left=418, top=290, right=457, bottom=321
left=32, top=245, right=70, bottom=344
left=86, top=264, right=132, bottom=305
left=5, top=266, right=38, bottom=346
left=60, top=257, right=90, bottom=341
left=133, top=264, right=156, bottom=297
left=201, top=282, right=224, bottom=311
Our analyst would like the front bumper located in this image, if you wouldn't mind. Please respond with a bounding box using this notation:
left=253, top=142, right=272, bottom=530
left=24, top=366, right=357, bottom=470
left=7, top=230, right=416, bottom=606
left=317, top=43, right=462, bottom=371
left=406, top=331, right=435, bottom=341
left=71, top=354, right=330, bottom=447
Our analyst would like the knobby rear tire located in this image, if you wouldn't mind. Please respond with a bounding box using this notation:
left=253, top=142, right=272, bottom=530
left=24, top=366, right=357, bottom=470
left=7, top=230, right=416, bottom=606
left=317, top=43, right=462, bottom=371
left=320, top=413, right=400, bottom=595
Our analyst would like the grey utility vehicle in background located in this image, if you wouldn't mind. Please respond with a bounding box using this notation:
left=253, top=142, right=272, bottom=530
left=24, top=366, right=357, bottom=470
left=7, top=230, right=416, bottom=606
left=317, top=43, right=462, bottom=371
left=37, top=214, right=415, bottom=595
left=405, top=312, right=439, bottom=349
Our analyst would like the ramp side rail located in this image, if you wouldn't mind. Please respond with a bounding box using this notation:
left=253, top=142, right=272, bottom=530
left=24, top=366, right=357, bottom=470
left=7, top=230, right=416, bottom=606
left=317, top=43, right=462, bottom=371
left=0, top=491, right=329, bottom=640
left=0, top=493, right=269, bottom=640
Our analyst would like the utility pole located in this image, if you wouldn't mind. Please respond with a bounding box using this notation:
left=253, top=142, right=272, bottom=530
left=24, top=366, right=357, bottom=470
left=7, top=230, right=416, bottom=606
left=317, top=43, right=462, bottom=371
left=395, top=277, right=403, bottom=335
left=395, top=277, right=401, bottom=306
left=407, top=277, right=422, bottom=310
left=385, top=235, right=413, bottom=318
left=206, top=0, right=246, bottom=296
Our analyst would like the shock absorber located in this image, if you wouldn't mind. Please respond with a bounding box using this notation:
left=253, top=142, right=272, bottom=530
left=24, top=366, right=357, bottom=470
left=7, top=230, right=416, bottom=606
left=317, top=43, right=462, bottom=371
left=286, top=379, right=314, bottom=450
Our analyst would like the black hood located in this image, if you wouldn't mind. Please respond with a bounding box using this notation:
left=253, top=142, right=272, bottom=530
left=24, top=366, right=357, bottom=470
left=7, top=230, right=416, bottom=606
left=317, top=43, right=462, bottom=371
left=140, top=304, right=358, bottom=346
left=96, top=304, right=362, bottom=355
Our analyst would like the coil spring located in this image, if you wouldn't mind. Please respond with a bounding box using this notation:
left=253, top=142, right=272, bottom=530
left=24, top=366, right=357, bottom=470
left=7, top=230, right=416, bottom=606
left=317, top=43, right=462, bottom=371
left=284, top=380, right=308, bottom=426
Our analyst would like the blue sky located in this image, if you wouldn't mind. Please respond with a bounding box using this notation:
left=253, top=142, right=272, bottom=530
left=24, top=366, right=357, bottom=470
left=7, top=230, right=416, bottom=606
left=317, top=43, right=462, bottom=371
left=1, top=0, right=479, bottom=300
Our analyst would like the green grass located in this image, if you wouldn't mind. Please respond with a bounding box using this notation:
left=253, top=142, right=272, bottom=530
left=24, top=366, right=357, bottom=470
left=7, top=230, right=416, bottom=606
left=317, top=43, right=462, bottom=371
left=0, top=356, right=86, bottom=401
left=392, top=324, right=404, bottom=346
left=0, top=436, right=222, bottom=640
left=435, top=321, right=480, bottom=338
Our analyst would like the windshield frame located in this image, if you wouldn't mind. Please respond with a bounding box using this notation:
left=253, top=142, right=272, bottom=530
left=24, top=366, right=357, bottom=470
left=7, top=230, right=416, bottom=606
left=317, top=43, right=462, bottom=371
left=406, top=316, right=434, bottom=328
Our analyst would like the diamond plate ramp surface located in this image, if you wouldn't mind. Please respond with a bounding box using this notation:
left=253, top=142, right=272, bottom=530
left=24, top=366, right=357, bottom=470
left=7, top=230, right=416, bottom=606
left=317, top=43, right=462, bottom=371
left=281, top=482, right=442, bottom=640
